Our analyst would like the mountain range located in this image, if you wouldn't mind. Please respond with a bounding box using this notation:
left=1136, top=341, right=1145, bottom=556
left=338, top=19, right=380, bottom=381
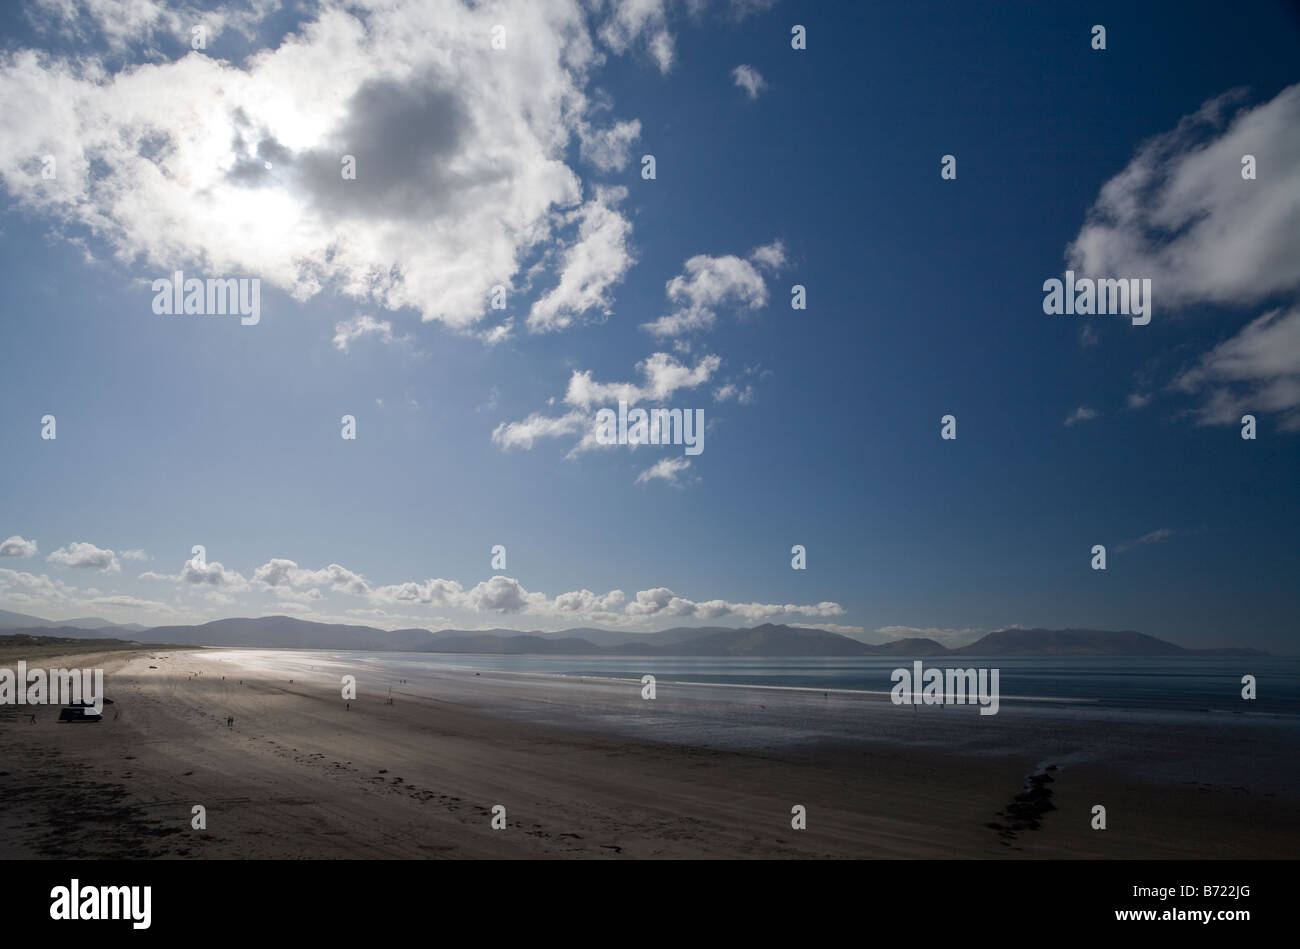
left=0, top=612, right=1267, bottom=656
left=0, top=608, right=147, bottom=633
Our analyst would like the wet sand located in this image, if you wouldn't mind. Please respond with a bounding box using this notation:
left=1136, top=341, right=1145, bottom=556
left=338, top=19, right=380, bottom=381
left=1, top=647, right=1296, bottom=858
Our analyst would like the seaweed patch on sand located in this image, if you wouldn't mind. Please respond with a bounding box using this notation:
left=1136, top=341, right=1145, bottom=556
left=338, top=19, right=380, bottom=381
left=987, top=765, right=1058, bottom=847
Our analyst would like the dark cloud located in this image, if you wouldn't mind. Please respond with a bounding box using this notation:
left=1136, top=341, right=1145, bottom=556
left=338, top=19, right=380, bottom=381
left=295, top=76, right=482, bottom=220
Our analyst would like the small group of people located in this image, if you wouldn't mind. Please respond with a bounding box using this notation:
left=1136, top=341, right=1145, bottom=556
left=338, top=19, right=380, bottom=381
left=226, top=715, right=234, bottom=727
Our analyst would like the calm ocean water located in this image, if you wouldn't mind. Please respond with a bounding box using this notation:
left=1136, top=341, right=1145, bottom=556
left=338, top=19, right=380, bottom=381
left=217, top=649, right=1300, bottom=788
left=338, top=652, right=1300, bottom=718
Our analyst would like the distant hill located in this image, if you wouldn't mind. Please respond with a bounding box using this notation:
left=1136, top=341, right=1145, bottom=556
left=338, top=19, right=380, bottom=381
left=143, top=616, right=434, bottom=650
left=423, top=626, right=737, bottom=647
left=867, top=636, right=949, bottom=655
left=0, top=612, right=1267, bottom=656
left=92, top=621, right=148, bottom=633
left=0, top=632, right=136, bottom=646
left=642, top=624, right=876, bottom=656
left=0, top=625, right=128, bottom=640
left=954, top=628, right=1268, bottom=657
left=955, top=628, right=1181, bottom=656
left=0, top=608, right=72, bottom=628
left=417, top=634, right=604, bottom=655
left=60, top=616, right=138, bottom=631
left=0, top=609, right=145, bottom=633
left=410, top=625, right=1247, bottom=658
left=411, top=625, right=910, bottom=656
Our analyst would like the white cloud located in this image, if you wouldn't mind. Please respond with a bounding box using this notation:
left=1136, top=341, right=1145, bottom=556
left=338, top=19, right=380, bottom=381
left=1174, top=306, right=1300, bottom=430
left=333, top=314, right=395, bottom=352
left=552, top=588, right=626, bottom=614
left=578, top=118, right=641, bottom=172
left=275, top=586, right=325, bottom=602
left=252, top=558, right=371, bottom=596
left=141, top=556, right=248, bottom=589
left=47, top=541, right=120, bottom=573
left=596, top=0, right=675, bottom=72
left=1067, top=85, right=1300, bottom=309
left=271, top=600, right=318, bottom=615
left=716, top=600, right=844, bottom=623
left=463, top=575, right=546, bottom=613
left=478, top=321, right=514, bottom=345
left=10, top=535, right=849, bottom=631
left=626, top=587, right=693, bottom=616
left=28, top=0, right=275, bottom=53
left=369, top=577, right=465, bottom=607
left=493, top=352, right=720, bottom=461
left=367, top=570, right=845, bottom=628
left=1065, top=85, right=1300, bottom=427
left=0, top=566, right=175, bottom=619
left=748, top=240, right=786, bottom=271
left=642, top=240, right=786, bottom=336
left=0, top=0, right=656, bottom=334
left=1116, top=528, right=1176, bottom=554
left=344, top=607, right=451, bottom=628
left=731, top=64, right=765, bottom=99
left=0, top=535, right=38, bottom=558
left=623, top=586, right=843, bottom=623
left=1064, top=405, right=1098, bottom=427
left=491, top=409, right=589, bottom=450
left=83, top=593, right=173, bottom=613
left=527, top=186, right=634, bottom=332
left=179, top=558, right=248, bottom=589
left=565, top=352, right=721, bottom=409
left=0, top=567, right=76, bottom=601
left=713, top=382, right=755, bottom=404
left=635, top=456, right=690, bottom=484
left=120, top=548, right=149, bottom=561
left=367, top=574, right=546, bottom=615
left=588, top=0, right=775, bottom=75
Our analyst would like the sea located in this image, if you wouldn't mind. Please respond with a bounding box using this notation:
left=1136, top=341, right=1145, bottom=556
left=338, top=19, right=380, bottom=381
left=211, top=649, right=1300, bottom=791
left=339, top=652, right=1300, bottom=716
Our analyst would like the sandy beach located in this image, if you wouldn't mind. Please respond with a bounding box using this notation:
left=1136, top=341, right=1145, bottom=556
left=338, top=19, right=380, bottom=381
left=2, top=646, right=1297, bottom=859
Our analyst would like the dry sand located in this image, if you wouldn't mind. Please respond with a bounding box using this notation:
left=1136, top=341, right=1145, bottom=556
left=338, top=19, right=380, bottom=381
left=2, top=647, right=1296, bottom=859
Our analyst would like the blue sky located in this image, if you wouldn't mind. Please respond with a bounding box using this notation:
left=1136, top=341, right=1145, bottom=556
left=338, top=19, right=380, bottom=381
left=0, top=0, right=1297, bottom=650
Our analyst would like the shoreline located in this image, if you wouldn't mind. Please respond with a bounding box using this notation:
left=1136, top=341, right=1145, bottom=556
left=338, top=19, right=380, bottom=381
left=1, top=647, right=1297, bottom=859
